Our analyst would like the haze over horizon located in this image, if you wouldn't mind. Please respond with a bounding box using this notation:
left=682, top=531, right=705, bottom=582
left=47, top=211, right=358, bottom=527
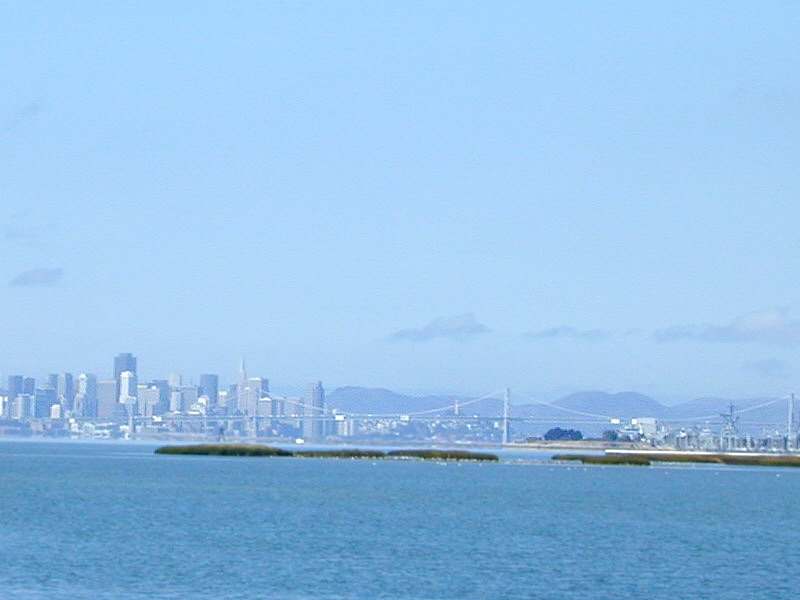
left=3, top=2, right=800, bottom=402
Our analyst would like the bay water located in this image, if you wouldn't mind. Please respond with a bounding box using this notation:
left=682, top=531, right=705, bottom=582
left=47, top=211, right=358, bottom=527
left=1, top=440, right=798, bottom=599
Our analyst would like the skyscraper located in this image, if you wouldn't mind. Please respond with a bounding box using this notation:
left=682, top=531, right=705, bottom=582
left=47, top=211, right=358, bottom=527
left=199, top=374, right=218, bottom=406
left=148, top=380, right=170, bottom=415
left=74, top=373, right=97, bottom=417
left=6, top=375, right=23, bottom=419
left=114, top=353, right=137, bottom=399
left=302, top=381, right=325, bottom=441
left=178, top=384, right=199, bottom=411
left=238, top=377, right=268, bottom=416
left=33, top=386, right=56, bottom=418
left=236, top=358, right=247, bottom=411
left=119, top=371, right=138, bottom=412
left=137, top=385, right=161, bottom=417
left=7, top=375, right=22, bottom=399
left=95, top=380, right=117, bottom=420
left=56, top=373, right=74, bottom=409
left=114, top=353, right=137, bottom=379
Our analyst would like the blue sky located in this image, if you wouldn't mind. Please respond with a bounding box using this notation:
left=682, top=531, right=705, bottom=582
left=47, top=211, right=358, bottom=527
left=2, top=2, right=800, bottom=401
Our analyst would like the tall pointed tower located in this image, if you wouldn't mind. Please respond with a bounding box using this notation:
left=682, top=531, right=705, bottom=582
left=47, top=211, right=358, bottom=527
left=237, top=358, right=247, bottom=413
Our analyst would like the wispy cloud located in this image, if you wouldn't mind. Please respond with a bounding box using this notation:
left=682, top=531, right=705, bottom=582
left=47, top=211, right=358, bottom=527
left=9, top=267, right=64, bottom=287
left=3, top=102, right=40, bottom=134
left=2, top=224, right=37, bottom=245
left=742, top=357, right=792, bottom=379
left=523, top=326, right=610, bottom=341
left=387, top=313, right=491, bottom=342
left=654, top=308, right=800, bottom=346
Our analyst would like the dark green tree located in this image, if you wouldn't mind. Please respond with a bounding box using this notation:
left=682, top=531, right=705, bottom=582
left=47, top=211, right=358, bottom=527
left=544, top=427, right=583, bottom=441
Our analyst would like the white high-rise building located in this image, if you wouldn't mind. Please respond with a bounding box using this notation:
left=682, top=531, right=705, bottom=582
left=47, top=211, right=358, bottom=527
left=73, top=373, right=97, bottom=417
left=119, top=371, right=138, bottom=415
left=137, top=385, right=161, bottom=417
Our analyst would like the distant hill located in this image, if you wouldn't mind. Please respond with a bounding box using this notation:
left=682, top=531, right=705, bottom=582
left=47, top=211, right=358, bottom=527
left=326, top=387, right=666, bottom=420
left=554, top=391, right=665, bottom=417
left=662, top=396, right=788, bottom=430
left=326, top=387, right=475, bottom=415
left=512, top=391, right=664, bottom=420
left=664, top=396, right=757, bottom=420
left=324, top=386, right=791, bottom=432
left=663, top=397, right=733, bottom=421
left=326, top=387, right=419, bottom=414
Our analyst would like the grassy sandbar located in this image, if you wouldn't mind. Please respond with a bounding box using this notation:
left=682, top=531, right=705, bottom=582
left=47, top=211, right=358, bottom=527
left=155, top=444, right=499, bottom=462
left=155, top=444, right=292, bottom=457
left=553, top=452, right=800, bottom=467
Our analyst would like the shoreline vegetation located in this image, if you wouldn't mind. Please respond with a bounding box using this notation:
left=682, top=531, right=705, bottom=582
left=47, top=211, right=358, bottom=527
left=552, top=453, right=800, bottom=467
left=154, top=444, right=499, bottom=461
left=154, top=445, right=800, bottom=467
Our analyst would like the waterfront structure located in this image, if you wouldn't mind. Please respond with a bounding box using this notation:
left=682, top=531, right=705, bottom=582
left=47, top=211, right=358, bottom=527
left=332, top=412, right=354, bottom=437
left=302, top=381, right=326, bottom=440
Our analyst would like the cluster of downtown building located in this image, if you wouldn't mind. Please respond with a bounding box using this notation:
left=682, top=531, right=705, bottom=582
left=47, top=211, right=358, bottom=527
left=0, top=353, right=329, bottom=440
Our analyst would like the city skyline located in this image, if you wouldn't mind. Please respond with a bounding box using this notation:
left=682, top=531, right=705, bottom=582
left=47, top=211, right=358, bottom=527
left=2, top=348, right=798, bottom=408
left=2, top=349, right=796, bottom=449
left=1, top=351, right=340, bottom=441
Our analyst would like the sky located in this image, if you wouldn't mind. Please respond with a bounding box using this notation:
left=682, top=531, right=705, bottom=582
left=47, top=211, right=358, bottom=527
left=2, top=1, right=800, bottom=402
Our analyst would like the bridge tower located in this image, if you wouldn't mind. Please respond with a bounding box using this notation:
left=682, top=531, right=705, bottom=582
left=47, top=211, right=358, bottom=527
left=502, top=387, right=511, bottom=445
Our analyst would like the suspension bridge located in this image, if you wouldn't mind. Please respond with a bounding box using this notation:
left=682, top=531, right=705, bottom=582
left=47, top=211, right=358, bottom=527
left=140, top=388, right=799, bottom=444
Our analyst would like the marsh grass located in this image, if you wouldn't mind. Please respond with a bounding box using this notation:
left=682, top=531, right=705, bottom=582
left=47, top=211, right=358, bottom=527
left=294, top=449, right=386, bottom=459
left=155, top=445, right=499, bottom=462
left=553, top=452, right=800, bottom=467
left=155, top=444, right=292, bottom=457
left=387, top=449, right=499, bottom=461
left=552, top=454, right=651, bottom=466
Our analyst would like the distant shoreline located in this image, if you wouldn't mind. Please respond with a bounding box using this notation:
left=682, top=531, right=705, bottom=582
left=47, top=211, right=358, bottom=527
left=507, top=439, right=655, bottom=451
